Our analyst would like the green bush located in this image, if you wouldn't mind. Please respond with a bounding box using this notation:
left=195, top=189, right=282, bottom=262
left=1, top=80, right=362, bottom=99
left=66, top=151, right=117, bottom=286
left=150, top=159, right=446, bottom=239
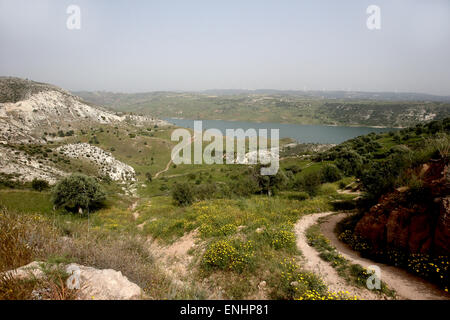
left=171, top=182, right=194, bottom=206
left=202, top=240, right=254, bottom=272
left=52, top=174, right=106, bottom=214
left=295, top=171, right=322, bottom=196
left=270, top=230, right=296, bottom=250
left=252, top=164, right=288, bottom=196
left=285, top=164, right=302, bottom=174
left=334, top=149, right=363, bottom=176
left=359, top=152, right=411, bottom=205
left=320, top=164, right=342, bottom=182
left=194, top=183, right=217, bottom=200
left=231, top=176, right=261, bottom=197
left=31, top=178, right=49, bottom=192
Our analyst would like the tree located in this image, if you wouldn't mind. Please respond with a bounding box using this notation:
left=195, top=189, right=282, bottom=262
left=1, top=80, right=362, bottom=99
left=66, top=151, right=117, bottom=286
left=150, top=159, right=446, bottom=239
left=31, top=178, right=49, bottom=192
left=252, top=164, right=288, bottom=196
left=334, top=149, right=363, bottom=176
left=320, top=164, right=342, bottom=182
left=295, top=171, right=322, bottom=196
left=171, top=182, right=194, bottom=206
left=52, top=174, right=106, bottom=214
left=145, top=172, right=152, bottom=182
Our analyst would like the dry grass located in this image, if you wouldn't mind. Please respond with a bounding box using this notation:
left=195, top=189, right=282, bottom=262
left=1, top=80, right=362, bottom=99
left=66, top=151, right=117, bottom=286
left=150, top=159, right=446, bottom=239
left=0, top=263, right=78, bottom=300
left=55, top=232, right=173, bottom=299
left=0, top=208, right=176, bottom=299
left=0, top=209, right=57, bottom=272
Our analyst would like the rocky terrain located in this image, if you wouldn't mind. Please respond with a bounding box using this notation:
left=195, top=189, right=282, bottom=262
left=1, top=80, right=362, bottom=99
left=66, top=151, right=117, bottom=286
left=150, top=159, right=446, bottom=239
left=0, top=145, right=67, bottom=183
left=355, top=160, right=450, bottom=256
left=0, top=77, right=169, bottom=184
left=56, top=143, right=136, bottom=181
left=0, top=77, right=169, bottom=144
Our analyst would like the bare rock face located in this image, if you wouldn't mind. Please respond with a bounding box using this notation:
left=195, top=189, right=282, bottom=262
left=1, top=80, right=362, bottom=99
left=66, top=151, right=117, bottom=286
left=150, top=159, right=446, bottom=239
left=4, top=262, right=143, bottom=300
left=434, top=196, right=450, bottom=255
left=355, top=160, right=450, bottom=256
left=0, top=77, right=169, bottom=144
left=56, top=143, right=136, bottom=181
left=0, top=145, right=67, bottom=183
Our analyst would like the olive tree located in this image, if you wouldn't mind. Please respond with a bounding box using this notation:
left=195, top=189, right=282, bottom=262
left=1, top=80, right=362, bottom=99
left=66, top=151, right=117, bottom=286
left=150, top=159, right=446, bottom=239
left=52, top=174, right=106, bottom=214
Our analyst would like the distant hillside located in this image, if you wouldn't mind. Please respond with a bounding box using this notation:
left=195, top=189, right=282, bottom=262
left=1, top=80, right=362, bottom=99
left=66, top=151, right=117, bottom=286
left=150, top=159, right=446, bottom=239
left=0, top=77, right=167, bottom=144
left=75, top=90, right=450, bottom=128
left=0, top=77, right=169, bottom=183
left=201, top=89, right=450, bottom=102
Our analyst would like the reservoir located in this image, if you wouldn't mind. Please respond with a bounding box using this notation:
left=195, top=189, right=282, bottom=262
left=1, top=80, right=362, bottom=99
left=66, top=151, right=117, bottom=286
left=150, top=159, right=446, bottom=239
left=165, top=118, right=396, bottom=144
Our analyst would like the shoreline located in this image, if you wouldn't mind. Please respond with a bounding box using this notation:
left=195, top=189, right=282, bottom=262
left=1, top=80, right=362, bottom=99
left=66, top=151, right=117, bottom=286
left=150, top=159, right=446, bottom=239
left=164, top=117, right=403, bottom=130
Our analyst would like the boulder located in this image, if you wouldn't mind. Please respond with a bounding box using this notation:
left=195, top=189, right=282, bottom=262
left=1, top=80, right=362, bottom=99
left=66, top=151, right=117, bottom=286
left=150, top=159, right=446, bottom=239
left=4, top=262, right=144, bottom=300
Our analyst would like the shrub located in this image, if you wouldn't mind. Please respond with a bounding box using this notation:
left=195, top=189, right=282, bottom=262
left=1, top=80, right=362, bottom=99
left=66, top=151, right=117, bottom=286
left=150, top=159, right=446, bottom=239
left=202, top=240, right=254, bottom=272
left=252, top=164, right=288, bottom=196
left=231, top=176, right=261, bottom=197
left=320, top=164, right=342, bottom=182
left=430, top=133, right=450, bottom=160
left=359, top=152, right=411, bottom=205
left=295, top=171, right=322, bottom=196
left=287, top=191, right=309, bottom=201
left=194, top=183, right=217, bottom=201
left=285, top=164, right=302, bottom=174
left=171, top=182, right=194, bottom=206
left=52, top=174, right=106, bottom=214
left=270, top=230, right=296, bottom=250
left=31, top=178, right=49, bottom=192
left=334, top=149, right=363, bottom=176
left=318, top=183, right=337, bottom=195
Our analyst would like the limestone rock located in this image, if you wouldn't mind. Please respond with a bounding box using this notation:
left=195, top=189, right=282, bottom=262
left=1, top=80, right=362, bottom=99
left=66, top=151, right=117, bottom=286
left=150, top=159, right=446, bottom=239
left=4, top=262, right=144, bottom=300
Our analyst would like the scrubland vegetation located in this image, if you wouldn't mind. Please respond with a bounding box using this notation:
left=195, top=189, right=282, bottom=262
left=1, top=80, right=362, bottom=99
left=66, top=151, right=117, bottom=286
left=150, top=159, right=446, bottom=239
left=1, top=116, right=449, bottom=300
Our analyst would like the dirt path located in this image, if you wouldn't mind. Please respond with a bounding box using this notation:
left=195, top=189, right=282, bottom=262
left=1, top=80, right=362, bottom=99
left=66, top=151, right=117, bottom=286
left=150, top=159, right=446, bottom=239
left=321, top=213, right=449, bottom=300
left=154, top=136, right=196, bottom=179
left=294, top=212, right=382, bottom=300
left=154, top=158, right=173, bottom=179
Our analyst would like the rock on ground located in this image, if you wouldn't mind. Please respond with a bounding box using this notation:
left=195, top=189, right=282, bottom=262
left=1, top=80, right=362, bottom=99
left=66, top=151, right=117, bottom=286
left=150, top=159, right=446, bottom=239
left=56, top=143, right=136, bottom=181
left=4, top=261, right=144, bottom=300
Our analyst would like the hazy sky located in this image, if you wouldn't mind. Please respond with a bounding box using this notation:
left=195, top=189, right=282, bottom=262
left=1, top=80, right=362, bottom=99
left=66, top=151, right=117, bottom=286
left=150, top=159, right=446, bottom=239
left=1, top=0, right=450, bottom=95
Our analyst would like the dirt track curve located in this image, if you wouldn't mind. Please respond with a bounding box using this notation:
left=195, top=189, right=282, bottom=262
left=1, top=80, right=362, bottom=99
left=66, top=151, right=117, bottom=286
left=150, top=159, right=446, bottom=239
left=295, top=212, right=449, bottom=300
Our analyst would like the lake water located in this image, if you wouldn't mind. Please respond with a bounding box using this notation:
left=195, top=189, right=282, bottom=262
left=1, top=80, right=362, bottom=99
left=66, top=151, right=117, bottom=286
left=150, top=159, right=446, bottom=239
left=164, top=118, right=396, bottom=144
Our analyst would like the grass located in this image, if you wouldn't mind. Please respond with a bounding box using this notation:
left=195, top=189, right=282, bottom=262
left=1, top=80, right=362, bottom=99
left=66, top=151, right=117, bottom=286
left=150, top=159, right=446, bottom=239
left=0, top=190, right=54, bottom=215
left=133, top=193, right=347, bottom=299
left=0, top=263, right=78, bottom=300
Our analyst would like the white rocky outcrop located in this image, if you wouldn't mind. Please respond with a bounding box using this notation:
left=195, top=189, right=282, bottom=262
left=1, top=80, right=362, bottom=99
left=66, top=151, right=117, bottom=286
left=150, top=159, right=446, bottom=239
left=223, top=149, right=280, bottom=165
left=0, top=145, right=66, bottom=183
left=4, top=261, right=143, bottom=300
left=122, top=114, right=170, bottom=127
left=0, top=79, right=169, bottom=144
left=0, top=90, right=123, bottom=143
left=56, top=143, right=136, bottom=181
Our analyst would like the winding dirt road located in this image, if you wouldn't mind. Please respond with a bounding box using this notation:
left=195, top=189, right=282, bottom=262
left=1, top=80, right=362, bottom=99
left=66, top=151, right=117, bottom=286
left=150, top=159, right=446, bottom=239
left=295, top=212, right=450, bottom=300
left=321, top=213, right=449, bottom=300
left=294, top=212, right=382, bottom=300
